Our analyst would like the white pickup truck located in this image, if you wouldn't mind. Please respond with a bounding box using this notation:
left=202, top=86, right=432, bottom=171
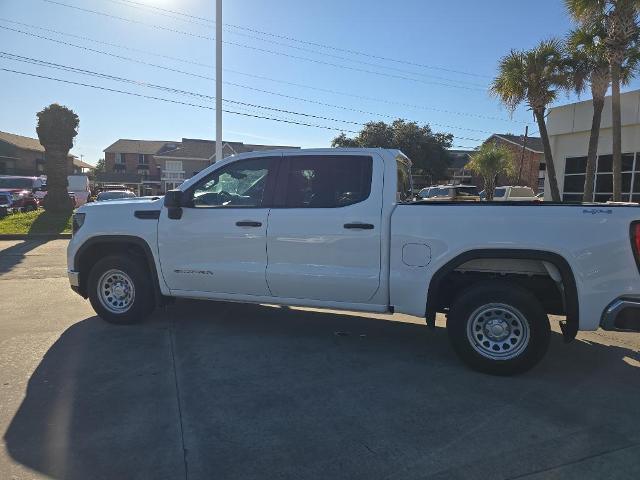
left=67, top=148, right=640, bottom=375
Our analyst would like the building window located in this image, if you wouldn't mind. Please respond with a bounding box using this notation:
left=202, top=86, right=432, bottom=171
left=138, top=154, right=148, bottom=165
left=563, top=153, right=638, bottom=202
left=115, top=153, right=125, bottom=164
left=162, top=160, right=184, bottom=181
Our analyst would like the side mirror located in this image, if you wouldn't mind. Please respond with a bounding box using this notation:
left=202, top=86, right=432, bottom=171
left=164, top=190, right=184, bottom=219
left=164, top=189, right=183, bottom=207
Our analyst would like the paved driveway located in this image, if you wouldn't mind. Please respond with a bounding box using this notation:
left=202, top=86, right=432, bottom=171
left=0, top=239, right=639, bottom=479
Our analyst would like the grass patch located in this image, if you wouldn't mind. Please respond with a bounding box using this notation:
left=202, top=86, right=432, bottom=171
left=0, top=210, right=72, bottom=235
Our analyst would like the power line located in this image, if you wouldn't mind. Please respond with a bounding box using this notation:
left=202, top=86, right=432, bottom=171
left=41, top=0, right=486, bottom=91
left=0, top=51, right=485, bottom=143
left=0, top=67, right=362, bottom=133
left=0, top=24, right=502, bottom=135
left=103, top=0, right=492, bottom=79
left=0, top=51, right=360, bottom=126
left=0, top=18, right=214, bottom=69
left=0, top=18, right=518, bottom=124
left=96, top=0, right=487, bottom=87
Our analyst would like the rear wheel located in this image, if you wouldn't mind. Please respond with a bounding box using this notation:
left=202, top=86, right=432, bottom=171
left=447, top=282, right=550, bottom=375
left=88, top=255, right=154, bottom=324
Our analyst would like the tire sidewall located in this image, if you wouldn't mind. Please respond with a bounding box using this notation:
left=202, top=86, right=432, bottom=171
left=88, top=255, right=154, bottom=324
left=447, top=283, right=551, bottom=375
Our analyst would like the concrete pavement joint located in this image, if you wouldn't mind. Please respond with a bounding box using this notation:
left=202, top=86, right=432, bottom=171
left=169, top=316, right=189, bottom=480
left=506, top=441, right=640, bottom=479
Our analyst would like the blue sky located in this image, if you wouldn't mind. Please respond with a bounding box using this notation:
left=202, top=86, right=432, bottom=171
left=1, top=0, right=638, bottom=165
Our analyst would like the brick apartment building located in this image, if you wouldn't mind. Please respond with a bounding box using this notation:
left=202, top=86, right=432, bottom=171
left=101, top=138, right=299, bottom=195
left=0, top=130, right=90, bottom=176
left=485, top=133, right=546, bottom=193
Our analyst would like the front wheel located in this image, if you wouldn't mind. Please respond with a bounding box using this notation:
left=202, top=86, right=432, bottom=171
left=447, top=282, right=550, bottom=375
left=88, top=255, right=155, bottom=324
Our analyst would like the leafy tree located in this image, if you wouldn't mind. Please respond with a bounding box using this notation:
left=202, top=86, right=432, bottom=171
left=89, top=158, right=106, bottom=181
left=466, top=143, right=516, bottom=200
left=491, top=39, right=569, bottom=202
left=565, top=0, right=640, bottom=201
left=36, top=103, right=79, bottom=213
left=332, top=119, right=453, bottom=182
left=566, top=24, right=639, bottom=201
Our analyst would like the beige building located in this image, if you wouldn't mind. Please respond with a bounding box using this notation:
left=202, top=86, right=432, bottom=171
left=0, top=130, right=90, bottom=176
left=103, top=138, right=298, bottom=194
left=546, top=89, right=640, bottom=202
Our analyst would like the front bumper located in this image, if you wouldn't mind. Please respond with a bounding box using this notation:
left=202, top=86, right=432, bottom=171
left=600, top=297, right=640, bottom=332
left=68, top=270, right=81, bottom=295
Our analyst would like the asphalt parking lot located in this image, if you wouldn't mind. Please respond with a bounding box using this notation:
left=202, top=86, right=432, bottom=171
left=0, top=239, right=639, bottom=480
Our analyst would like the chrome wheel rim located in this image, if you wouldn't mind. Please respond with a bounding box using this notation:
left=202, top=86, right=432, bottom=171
left=466, top=303, right=530, bottom=360
left=97, top=269, right=135, bottom=314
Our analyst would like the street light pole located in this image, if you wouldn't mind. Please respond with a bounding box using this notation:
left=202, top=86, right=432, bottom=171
left=215, top=0, right=222, bottom=162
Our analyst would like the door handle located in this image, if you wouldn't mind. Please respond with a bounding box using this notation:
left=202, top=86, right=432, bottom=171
left=236, top=221, right=262, bottom=227
left=344, top=223, right=374, bottom=230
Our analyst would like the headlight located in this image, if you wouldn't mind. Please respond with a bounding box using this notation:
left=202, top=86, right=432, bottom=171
left=72, top=213, right=86, bottom=234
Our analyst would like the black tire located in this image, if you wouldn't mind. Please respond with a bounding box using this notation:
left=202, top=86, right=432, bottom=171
left=447, top=281, right=550, bottom=376
left=88, top=255, right=155, bottom=325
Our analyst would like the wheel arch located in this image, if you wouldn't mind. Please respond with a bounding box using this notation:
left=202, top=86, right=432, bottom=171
left=426, top=249, right=579, bottom=342
left=74, top=235, right=162, bottom=305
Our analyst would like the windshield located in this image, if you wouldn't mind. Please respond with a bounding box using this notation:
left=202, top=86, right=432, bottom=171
left=0, top=177, right=33, bottom=189
left=97, top=191, right=136, bottom=201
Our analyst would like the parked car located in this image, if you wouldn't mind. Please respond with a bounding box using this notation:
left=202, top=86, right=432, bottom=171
left=0, top=191, right=13, bottom=217
left=67, top=148, right=640, bottom=376
left=422, top=184, right=480, bottom=202
left=418, top=187, right=433, bottom=199
left=480, top=186, right=539, bottom=202
left=0, top=176, right=40, bottom=212
left=67, top=175, right=91, bottom=206
left=96, top=190, right=137, bottom=202
left=98, top=184, right=129, bottom=192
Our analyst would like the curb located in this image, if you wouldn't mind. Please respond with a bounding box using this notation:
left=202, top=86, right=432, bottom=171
left=0, top=233, right=72, bottom=240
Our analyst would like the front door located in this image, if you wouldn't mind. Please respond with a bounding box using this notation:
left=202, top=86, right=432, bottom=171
left=266, top=153, right=383, bottom=303
left=158, top=155, right=278, bottom=296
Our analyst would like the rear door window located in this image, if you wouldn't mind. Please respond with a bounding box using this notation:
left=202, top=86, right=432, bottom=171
left=283, top=155, right=372, bottom=208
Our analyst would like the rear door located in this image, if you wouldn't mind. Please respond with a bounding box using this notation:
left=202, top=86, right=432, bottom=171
left=265, top=152, right=383, bottom=303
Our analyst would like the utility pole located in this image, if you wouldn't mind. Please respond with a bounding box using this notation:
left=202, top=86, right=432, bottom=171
left=517, top=125, right=528, bottom=185
left=215, top=0, right=222, bottom=162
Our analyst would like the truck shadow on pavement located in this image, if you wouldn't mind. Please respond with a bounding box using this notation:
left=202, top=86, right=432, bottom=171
left=4, top=300, right=640, bottom=480
left=0, top=239, right=50, bottom=276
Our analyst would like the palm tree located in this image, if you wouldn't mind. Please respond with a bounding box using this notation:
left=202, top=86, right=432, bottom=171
left=466, top=143, right=516, bottom=200
left=565, top=0, right=640, bottom=201
left=566, top=25, right=639, bottom=201
left=567, top=26, right=611, bottom=201
left=492, top=40, right=569, bottom=201
left=36, top=104, right=79, bottom=213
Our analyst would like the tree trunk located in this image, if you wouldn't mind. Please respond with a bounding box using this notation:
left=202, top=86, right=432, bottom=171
left=534, top=109, right=561, bottom=202
left=583, top=96, right=605, bottom=202
left=43, top=144, right=73, bottom=213
left=611, top=62, right=622, bottom=202
left=485, top=174, right=496, bottom=201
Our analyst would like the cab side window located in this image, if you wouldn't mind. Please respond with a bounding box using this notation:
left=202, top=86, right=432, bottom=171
left=283, top=155, right=372, bottom=208
left=191, top=157, right=275, bottom=208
